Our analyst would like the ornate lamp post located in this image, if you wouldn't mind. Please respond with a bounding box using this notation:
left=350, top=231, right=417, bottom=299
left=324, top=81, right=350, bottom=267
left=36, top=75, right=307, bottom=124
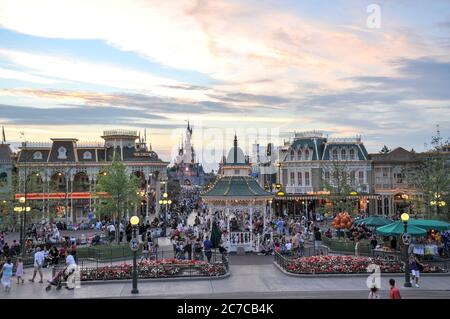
left=130, top=215, right=140, bottom=294
left=430, top=193, right=446, bottom=216
left=15, top=196, right=31, bottom=259
left=401, top=212, right=412, bottom=288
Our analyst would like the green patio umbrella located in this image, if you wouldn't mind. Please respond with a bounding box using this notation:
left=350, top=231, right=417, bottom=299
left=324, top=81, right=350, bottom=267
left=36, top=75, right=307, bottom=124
left=376, top=221, right=427, bottom=237
left=408, top=219, right=450, bottom=231
left=354, top=216, right=392, bottom=227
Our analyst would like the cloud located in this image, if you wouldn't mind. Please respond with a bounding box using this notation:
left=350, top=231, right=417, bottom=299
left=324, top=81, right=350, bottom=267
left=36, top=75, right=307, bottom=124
left=0, top=0, right=438, bottom=97
left=0, top=103, right=169, bottom=126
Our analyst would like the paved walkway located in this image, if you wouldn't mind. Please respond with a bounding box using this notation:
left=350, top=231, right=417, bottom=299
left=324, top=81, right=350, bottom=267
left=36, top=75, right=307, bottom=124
left=1, top=256, right=449, bottom=299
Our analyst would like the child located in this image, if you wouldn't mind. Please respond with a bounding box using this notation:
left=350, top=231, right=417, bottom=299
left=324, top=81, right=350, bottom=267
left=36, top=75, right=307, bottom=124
left=1, top=258, right=13, bottom=292
left=16, top=257, right=24, bottom=284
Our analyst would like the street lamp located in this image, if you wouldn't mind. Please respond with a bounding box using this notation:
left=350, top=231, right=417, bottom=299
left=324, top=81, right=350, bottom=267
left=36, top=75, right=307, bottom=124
left=401, top=212, right=412, bottom=288
left=16, top=196, right=31, bottom=259
left=130, top=215, right=140, bottom=294
left=430, top=193, right=446, bottom=215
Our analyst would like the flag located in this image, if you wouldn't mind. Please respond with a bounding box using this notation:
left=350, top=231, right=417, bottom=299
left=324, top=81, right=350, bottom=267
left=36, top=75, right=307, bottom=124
left=1, top=126, right=5, bottom=144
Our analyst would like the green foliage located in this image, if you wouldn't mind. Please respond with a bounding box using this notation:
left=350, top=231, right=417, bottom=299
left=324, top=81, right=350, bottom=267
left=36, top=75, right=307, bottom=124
left=321, top=161, right=359, bottom=214
left=95, top=160, right=140, bottom=242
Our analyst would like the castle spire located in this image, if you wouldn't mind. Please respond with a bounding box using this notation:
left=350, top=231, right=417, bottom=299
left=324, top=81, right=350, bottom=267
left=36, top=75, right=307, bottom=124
left=234, top=133, right=238, bottom=164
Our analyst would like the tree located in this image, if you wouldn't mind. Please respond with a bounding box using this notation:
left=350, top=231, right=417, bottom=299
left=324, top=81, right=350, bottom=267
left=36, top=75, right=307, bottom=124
left=321, top=161, right=359, bottom=215
left=95, top=160, right=140, bottom=244
left=411, top=129, right=450, bottom=218
left=380, top=145, right=390, bottom=154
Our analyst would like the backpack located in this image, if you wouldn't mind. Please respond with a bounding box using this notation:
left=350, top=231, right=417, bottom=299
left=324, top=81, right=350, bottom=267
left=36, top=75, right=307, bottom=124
left=194, top=243, right=202, bottom=253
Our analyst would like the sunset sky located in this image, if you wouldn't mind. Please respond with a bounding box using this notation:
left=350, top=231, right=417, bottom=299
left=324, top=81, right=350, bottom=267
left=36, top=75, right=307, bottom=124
left=0, top=0, right=449, bottom=168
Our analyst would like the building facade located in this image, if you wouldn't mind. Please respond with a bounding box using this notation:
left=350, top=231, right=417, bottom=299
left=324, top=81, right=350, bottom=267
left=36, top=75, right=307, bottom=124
left=0, top=142, right=13, bottom=206
left=369, top=147, right=421, bottom=216
left=275, top=131, right=374, bottom=217
left=16, top=129, right=168, bottom=223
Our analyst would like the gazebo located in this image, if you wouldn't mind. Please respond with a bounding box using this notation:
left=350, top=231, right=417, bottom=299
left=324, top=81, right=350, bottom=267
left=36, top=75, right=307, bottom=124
left=202, top=135, right=273, bottom=252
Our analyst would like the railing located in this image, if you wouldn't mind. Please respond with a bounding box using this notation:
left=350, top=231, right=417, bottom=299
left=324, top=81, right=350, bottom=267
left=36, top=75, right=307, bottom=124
left=286, top=186, right=313, bottom=194
left=322, top=237, right=372, bottom=256
left=103, top=130, right=137, bottom=137
left=229, top=232, right=251, bottom=246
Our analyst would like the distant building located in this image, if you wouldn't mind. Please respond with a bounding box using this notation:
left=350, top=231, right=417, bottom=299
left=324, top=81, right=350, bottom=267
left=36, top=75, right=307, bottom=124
left=369, top=147, right=421, bottom=216
left=170, top=121, right=207, bottom=187
left=16, top=129, right=168, bottom=222
left=0, top=136, right=13, bottom=204
left=250, top=142, right=279, bottom=192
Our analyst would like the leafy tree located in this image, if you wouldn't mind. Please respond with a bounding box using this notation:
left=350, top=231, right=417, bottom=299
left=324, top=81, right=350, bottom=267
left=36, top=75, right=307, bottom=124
left=411, top=129, right=449, bottom=218
left=95, top=160, right=140, bottom=243
left=321, top=161, right=359, bottom=215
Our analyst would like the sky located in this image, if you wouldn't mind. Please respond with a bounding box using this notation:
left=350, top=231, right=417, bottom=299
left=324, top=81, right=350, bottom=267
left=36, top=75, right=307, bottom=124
left=0, top=0, right=449, bottom=170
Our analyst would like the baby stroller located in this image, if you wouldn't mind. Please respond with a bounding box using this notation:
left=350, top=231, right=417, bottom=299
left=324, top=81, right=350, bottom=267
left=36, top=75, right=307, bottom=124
left=45, top=265, right=76, bottom=291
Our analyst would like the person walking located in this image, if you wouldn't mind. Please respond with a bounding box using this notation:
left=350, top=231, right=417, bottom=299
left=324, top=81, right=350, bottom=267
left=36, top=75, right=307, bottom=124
left=15, top=257, right=24, bottom=284
left=410, top=254, right=422, bottom=288
left=389, top=279, right=401, bottom=299
left=29, top=247, right=44, bottom=283
left=368, top=286, right=380, bottom=299
left=1, top=258, right=13, bottom=292
left=203, top=237, right=212, bottom=263
left=314, top=227, right=322, bottom=251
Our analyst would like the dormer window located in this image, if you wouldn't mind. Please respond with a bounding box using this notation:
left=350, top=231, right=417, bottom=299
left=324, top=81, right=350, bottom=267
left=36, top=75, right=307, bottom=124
left=349, top=149, right=355, bottom=160
left=33, top=151, right=43, bottom=160
left=83, top=151, right=92, bottom=160
left=290, top=150, right=295, bottom=161
left=332, top=149, right=338, bottom=160
left=297, top=149, right=302, bottom=160
left=341, top=149, right=346, bottom=160
left=305, top=149, right=310, bottom=160
left=57, top=147, right=67, bottom=159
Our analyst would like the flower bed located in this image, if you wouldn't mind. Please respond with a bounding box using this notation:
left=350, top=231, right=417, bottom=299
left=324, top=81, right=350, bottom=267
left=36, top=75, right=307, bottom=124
left=80, top=259, right=227, bottom=281
left=284, top=255, right=446, bottom=274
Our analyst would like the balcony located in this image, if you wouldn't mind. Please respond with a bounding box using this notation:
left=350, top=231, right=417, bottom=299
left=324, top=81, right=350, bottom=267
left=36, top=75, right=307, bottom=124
left=286, top=186, right=313, bottom=194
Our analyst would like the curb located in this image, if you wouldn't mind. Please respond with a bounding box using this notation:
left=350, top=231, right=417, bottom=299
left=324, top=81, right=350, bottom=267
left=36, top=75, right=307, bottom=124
left=273, top=261, right=450, bottom=278
left=78, top=271, right=231, bottom=285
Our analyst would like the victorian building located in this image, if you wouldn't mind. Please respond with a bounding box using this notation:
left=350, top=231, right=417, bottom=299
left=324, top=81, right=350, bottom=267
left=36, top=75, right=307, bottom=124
left=275, top=131, right=375, bottom=217
left=15, top=129, right=168, bottom=223
left=169, top=121, right=207, bottom=187
left=369, top=147, right=421, bottom=216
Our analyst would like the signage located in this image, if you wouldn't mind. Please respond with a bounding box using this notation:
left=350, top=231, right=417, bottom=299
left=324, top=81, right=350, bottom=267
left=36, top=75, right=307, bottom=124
left=130, top=239, right=139, bottom=251
left=15, top=192, right=111, bottom=200
left=276, top=191, right=285, bottom=197
left=133, top=152, right=151, bottom=157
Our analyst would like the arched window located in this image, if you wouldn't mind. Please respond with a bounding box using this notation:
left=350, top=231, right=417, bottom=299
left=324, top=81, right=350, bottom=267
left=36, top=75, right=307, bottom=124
left=305, top=149, right=310, bottom=160
left=57, top=147, right=67, bottom=159
left=332, top=149, right=338, bottom=160
left=33, top=151, right=43, bottom=160
left=349, top=149, right=355, bottom=160
left=297, top=149, right=302, bottom=160
left=83, top=151, right=92, bottom=160
left=0, top=172, right=7, bottom=186
left=290, top=150, right=295, bottom=161
left=341, top=149, right=346, bottom=160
